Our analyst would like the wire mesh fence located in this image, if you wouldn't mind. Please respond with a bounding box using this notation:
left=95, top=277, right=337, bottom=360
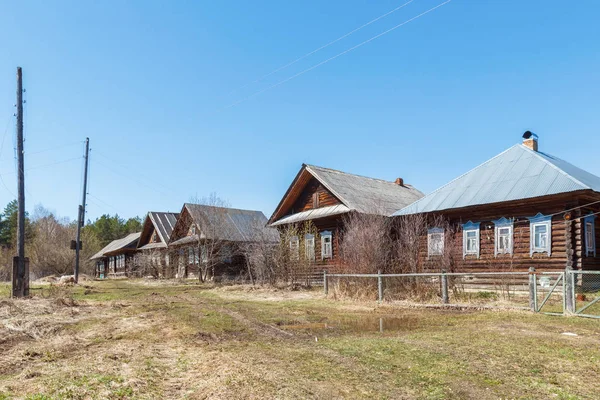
left=571, top=271, right=600, bottom=318
left=324, top=270, right=567, bottom=313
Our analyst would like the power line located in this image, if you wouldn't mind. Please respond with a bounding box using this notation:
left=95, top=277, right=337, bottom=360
left=27, top=140, right=85, bottom=156
left=224, top=0, right=416, bottom=98
left=219, top=0, right=453, bottom=112
left=0, top=112, right=16, bottom=197
left=0, top=156, right=82, bottom=177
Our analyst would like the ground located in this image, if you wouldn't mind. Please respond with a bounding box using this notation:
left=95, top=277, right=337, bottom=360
left=1, top=280, right=599, bottom=400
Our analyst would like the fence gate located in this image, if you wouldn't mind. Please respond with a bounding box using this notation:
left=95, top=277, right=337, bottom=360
left=570, top=271, right=600, bottom=319
left=533, top=272, right=565, bottom=315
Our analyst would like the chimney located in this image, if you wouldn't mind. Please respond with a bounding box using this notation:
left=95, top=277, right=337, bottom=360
left=395, top=178, right=404, bottom=186
left=522, top=131, right=538, bottom=152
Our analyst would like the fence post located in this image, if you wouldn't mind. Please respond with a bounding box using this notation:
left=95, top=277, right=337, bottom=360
left=323, top=270, right=328, bottom=296
left=565, top=267, right=575, bottom=314
left=377, top=270, right=383, bottom=302
left=529, top=267, right=536, bottom=312
left=441, top=270, right=449, bottom=304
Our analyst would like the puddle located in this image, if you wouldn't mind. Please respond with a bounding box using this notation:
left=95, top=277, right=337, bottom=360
left=279, top=315, right=418, bottom=334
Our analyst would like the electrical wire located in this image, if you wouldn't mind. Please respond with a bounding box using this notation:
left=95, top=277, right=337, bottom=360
left=0, top=112, right=16, bottom=197
left=219, top=0, right=453, bottom=112
left=0, top=156, right=83, bottom=177
left=224, top=0, right=416, bottom=97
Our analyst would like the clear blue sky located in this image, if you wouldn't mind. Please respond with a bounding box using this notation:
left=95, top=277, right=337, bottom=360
left=0, top=0, right=599, bottom=222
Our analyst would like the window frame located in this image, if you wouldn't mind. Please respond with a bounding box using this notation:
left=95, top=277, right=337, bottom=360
left=493, top=217, right=514, bottom=256
left=584, top=214, right=597, bottom=257
left=427, top=227, right=444, bottom=257
left=305, top=233, right=315, bottom=262
left=528, top=213, right=552, bottom=256
left=290, top=236, right=300, bottom=260
left=321, top=231, right=333, bottom=260
left=462, top=221, right=480, bottom=259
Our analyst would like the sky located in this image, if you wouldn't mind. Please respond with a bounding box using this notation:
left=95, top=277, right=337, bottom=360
left=0, top=0, right=599, bottom=222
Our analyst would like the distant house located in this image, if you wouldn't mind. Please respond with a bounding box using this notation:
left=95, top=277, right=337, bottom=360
left=393, top=133, right=600, bottom=273
left=267, top=164, right=424, bottom=270
left=90, top=232, right=141, bottom=278
left=168, top=203, right=279, bottom=280
left=136, top=211, right=179, bottom=277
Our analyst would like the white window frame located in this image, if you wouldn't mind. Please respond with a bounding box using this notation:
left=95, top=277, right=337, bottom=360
left=321, top=231, right=333, bottom=260
left=585, top=215, right=596, bottom=257
left=191, top=224, right=197, bottom=235
left=493, top=217, right=514, bottom=257
left=305, top=234, right=315, bottom=262
left=290, top=236, right=299, bottom=260
left=529, top=213, right=552, bottom=256
left=427, top=228, right=444, bottom=257
left=462, top=221, right=480, bottom=259
left=188, top=247, right=195, bottom=264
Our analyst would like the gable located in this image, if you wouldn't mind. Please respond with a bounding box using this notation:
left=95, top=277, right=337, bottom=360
left=289, top=177, right=342, bottom=216
left=169, top=207, right=193, bottom=243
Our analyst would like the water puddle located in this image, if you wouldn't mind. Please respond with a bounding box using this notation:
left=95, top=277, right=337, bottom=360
left=279, top=315, right=418, bottom=334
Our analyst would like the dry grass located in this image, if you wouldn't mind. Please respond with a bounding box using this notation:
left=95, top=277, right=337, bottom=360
left=0, top=280, right=599, bottom=399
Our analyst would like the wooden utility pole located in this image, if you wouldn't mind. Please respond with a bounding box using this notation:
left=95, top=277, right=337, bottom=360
left=12, top=66, right=29, bottom=298
left=74, top=137, right=89, bottom=283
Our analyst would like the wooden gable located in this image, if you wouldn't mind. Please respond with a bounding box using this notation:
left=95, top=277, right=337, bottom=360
left=169, top=206, right=194, bottom=243
left=269, top=166, right=343, bottom=224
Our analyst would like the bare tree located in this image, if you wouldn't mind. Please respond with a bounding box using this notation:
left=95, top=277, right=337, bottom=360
left=340, top=212, right=392, bottom=274
left=131, top=248, right=163, bottom=278
left=393, top=213, right=427, bottom=273
left=187, top=193, right=239, bottom=282
left=240, top=218, right=280, bottom=285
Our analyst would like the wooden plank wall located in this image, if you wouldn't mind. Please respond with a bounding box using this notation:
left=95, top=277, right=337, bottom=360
left=290, top=178, right=341, bottom=214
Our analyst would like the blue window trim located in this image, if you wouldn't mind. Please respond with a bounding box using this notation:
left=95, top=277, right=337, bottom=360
left=462, top=221, right=480, bottom=259
left=428, top=227, right=444, bottom=234
left=492, top=217, right=514, bottom=256
left=584, top=214, right=597, bottom=257
left=528, top=213, right=552, bottom=256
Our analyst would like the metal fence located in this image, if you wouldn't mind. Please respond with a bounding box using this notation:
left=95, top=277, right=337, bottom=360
left=570, top=271, right=600, bottom=319
left=323, top=269, right=571, bottom=315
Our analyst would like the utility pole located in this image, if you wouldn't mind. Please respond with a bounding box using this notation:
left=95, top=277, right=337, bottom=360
left=12, top=66, right=28, bottom=298
left=74, top=137, right=89, bottom=283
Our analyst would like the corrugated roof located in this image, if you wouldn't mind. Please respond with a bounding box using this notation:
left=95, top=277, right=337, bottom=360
left=394, top=144, right=600, bottom=216
left=270, top=204, right=351, bottom=226
left=305, top=164, right=424, bottom=216
left=90, top=232, right=141, bottom=260
left=176, top=204, right=279, bottom=243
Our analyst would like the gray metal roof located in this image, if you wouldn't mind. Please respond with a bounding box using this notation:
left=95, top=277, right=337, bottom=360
left=394, top=144, right=600, bottom=216
left=177, top=204, right=280, bottom=243
left=305, top=164, right=424, bottom=216
left=270, top=204, right=351, bottom=226
left=148, top=211, right=178, bottom=244
left=90, top=232, right=141, bottom=260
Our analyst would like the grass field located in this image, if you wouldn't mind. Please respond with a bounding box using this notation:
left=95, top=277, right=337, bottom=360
left=1, top=280, right=600, bottom=399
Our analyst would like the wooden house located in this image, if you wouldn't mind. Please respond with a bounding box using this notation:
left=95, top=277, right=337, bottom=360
left=168, top=203, right=279, bottom=279
left=90, top=232, right=141, bottom=278
left=393, top=133, right=600, bottom=273
left=136, top=211, right=179, bottom=277
left=267, top=164, right=424, bottom=272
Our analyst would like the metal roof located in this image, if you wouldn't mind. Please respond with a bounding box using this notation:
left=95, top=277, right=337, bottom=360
left=173, top=204, right=280, bottom=244
left=90, top=232, right=141, bottom=260
left=270, top=204, right=351, bottom=226
left=394, top=144, right=600, bottom=216
left=307, top=165, right=423, bottom=215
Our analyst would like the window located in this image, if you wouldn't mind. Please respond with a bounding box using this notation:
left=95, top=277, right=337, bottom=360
left=493, top=217, right=514, bottom=256
left=312, top=192, right=320, bottom=209
left=191, top=225, right=197, bottom=235
left=305, top=234, right=315, bottom=261
left=585, top=215, right=596, bottom=257
left=462, top=221, right=480, bottom=258
left=200, top=245, right=208, bottom=264
left=188, top=247, right=195, bottom=264
left=290, top=236, right=299, bottom=260
left=152, top=232, right=159, bottom=242
left=528, top=213, right=552, bottom=256
left=428, top=228, right=444, bottom=257
left=321, top=231, right=332, bottom=260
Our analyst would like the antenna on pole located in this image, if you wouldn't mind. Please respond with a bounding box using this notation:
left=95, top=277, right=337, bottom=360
left=74, top=137, right=89, bottom=283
